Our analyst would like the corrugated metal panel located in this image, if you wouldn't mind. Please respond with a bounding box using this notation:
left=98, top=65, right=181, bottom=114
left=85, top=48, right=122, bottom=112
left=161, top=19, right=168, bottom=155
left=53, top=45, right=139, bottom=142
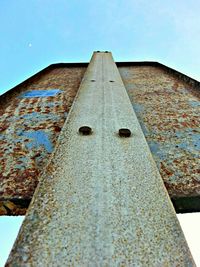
left=119, top=66, right=200, bottom=202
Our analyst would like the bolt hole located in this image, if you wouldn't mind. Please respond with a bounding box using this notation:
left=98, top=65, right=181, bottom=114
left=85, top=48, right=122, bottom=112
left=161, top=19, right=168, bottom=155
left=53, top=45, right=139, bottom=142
left=79, top=126, right=92, bottom=135
left=118, top=128, right=131, bottom=138
left=109, top=80, right=114, bottom=82
left=91, top=80, right=96, bottom=82
left=105, top=51, right=109, bottom=53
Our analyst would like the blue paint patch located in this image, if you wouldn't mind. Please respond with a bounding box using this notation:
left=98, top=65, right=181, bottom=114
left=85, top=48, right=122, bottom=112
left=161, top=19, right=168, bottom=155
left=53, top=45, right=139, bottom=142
left=133, top=103, right=144, bottom=113
left=22, top=131, right=53, bottom=153
left=148, top=141, right=167, bottom=160
left=148, top=141, right=160, bottom=155
left=188, top=100, right=200, bottom=108
left=191, top=133, right=200, bottom=150
left=0, top=134, right=6, bottom=141
left=119, top=69, right=132, bottom=79
left=22, top=112, right=39, bottom=120
left=20, top=89, right=61, bottom=98
left=175, top=130, right=200, bottom=152
left=22, top=112, right=60, bottom=122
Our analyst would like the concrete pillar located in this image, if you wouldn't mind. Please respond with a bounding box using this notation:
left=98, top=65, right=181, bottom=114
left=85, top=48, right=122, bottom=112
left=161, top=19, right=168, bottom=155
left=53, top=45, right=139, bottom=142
left=6, top=52, right=195, bottom=266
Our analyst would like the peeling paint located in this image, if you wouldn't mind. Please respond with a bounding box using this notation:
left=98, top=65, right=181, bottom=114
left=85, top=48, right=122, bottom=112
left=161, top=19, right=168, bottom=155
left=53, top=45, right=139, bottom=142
left=22, top=131, right=53, bottom=153
left=20, top=89, right=61, bottom=98
left=119, top=66, right=200, bottom=198
left=0, top=63, right=199, bottom=215
left=0, top=66, right=86, bottom=215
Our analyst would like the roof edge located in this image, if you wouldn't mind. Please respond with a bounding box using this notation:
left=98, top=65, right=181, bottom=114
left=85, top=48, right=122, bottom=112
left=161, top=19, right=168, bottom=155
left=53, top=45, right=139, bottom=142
left=1, top=61, right=199, bottom=100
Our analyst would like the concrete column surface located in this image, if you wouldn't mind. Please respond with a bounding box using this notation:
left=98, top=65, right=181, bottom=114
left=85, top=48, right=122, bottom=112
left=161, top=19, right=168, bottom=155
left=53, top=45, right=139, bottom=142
left=6, top=52, right=195, bottom=266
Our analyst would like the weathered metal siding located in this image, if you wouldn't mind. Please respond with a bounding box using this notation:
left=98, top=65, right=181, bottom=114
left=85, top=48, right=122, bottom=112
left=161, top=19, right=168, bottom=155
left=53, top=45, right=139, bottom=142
left=119, top=66, right=200, bottom=200
left=0, top=66, right=86, bottom=215
left=0, top=62, right=199, bottom=215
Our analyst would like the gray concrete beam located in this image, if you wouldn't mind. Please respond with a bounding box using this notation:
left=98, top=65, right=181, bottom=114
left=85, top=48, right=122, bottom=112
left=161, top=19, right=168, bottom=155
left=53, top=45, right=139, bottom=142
left=6, top=52, right=195, bottom=266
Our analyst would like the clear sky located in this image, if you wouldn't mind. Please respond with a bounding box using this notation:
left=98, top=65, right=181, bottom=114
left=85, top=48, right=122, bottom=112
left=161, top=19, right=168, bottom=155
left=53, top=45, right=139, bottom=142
left=0, top=0, right=200, bottom=95
left=0, top=1, right=200, bottom=266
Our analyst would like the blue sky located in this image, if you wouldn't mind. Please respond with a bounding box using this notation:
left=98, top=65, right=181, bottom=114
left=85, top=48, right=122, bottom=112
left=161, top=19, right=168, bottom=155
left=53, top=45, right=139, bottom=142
left=0, top=1, right=200, bottom=266
left=0, top=0, right=200, bottom=95
left=0, top=216, right=24, bottom=266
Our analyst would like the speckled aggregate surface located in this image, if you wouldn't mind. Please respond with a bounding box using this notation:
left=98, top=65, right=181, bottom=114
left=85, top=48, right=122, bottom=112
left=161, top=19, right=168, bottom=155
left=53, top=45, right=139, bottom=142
left=6, top=52, right=195, bottom=266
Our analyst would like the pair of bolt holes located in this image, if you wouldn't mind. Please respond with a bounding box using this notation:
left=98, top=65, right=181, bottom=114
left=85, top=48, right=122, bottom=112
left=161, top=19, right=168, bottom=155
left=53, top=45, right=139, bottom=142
left=96, top=51, right=109, bottom=53
left=91, top=80, right=114, bottom=83
left=79, top=126, right=131, bottom=138
left=84, top=81, right=127, bottom=137
left=84, top=80, right=127, bottom=136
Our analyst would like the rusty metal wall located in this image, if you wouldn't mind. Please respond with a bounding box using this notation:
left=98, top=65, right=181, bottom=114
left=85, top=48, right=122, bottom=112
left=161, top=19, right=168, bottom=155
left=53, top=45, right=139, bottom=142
left=0, top=66, right=86, bottom=215
left=0, top=63, right=199, bottom=215
left=119, top=66, right=200, bottom=205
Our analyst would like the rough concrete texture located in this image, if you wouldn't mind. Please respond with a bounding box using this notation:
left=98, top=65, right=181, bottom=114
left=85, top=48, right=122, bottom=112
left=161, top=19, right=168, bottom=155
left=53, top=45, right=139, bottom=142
left=0, top=66, right=86, bottom=215
left=119, top=66, right=200, bottom=200
left=6, top=52, right=195, bottom=266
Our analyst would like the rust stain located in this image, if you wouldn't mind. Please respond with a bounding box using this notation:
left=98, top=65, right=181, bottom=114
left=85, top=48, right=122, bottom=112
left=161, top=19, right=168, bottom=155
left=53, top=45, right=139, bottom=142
left=119, top=66, right=200, bottom=198
left=0, top=63, right=199, bottom=215
left=0, top=66, right=86, bottom=215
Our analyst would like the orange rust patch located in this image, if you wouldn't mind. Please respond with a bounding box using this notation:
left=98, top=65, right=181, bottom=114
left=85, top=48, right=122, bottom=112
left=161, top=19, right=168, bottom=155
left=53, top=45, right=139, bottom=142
left=0, top=66, right=86, bottom=215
